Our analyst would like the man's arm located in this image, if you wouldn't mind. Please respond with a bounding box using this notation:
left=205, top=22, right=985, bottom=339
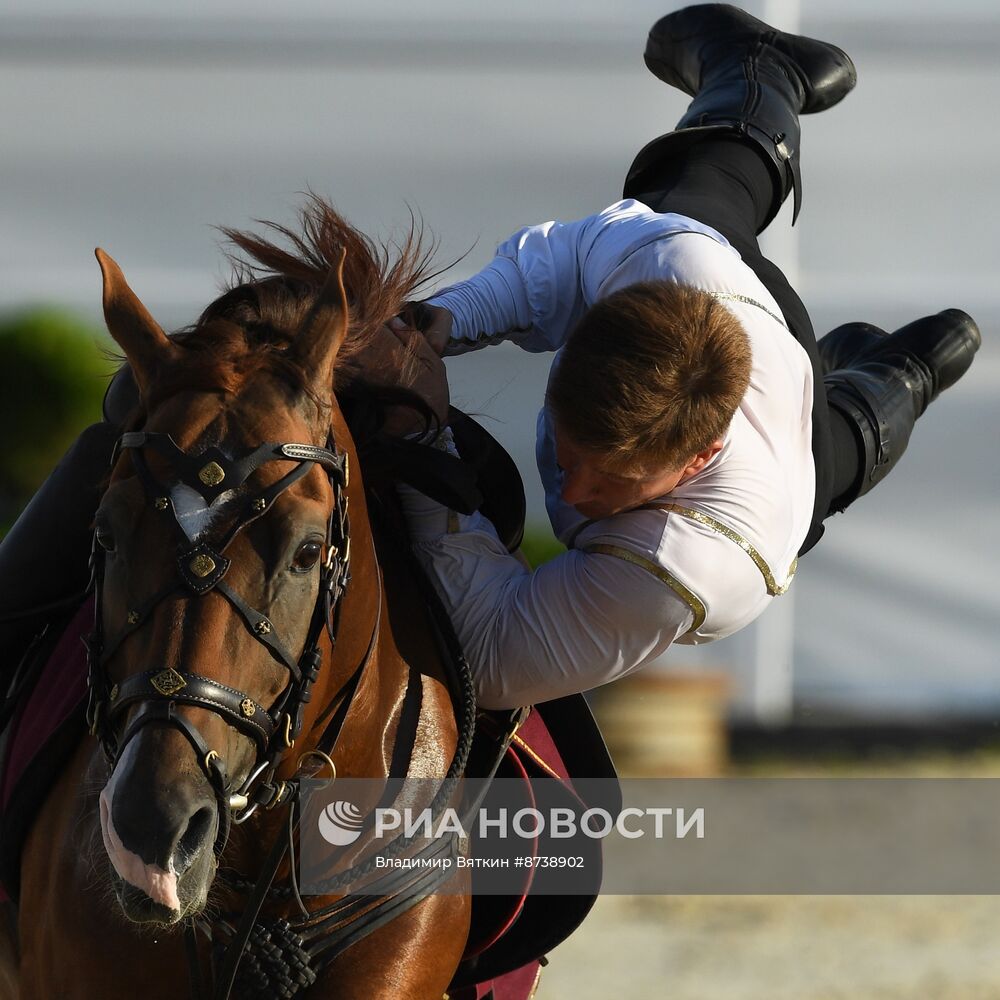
left=421, top=215, right=604, bottom=357
left=400, top=477, right=694, bottom=709
left=420, top=199, right=734, bottom=358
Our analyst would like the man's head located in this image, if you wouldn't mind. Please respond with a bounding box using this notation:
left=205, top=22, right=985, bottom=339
left=547, top=281, right=752, bottom=519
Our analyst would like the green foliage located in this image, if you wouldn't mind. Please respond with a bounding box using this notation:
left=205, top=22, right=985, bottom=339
left=0, top=308, right=112, bottom=528
left=520, top=526, right=565, bottom=568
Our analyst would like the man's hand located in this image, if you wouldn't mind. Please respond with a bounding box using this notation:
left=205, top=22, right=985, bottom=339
left=410, top=304, right=453, bottom=356
left=353, top=320, right=450, bottom=437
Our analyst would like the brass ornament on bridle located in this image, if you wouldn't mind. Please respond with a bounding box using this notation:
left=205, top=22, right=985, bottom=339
left=150, top=668, right=187, bottom=697
left=190, top=554, right=217, bottom=578
left=198, top=461, right=226, bottom=487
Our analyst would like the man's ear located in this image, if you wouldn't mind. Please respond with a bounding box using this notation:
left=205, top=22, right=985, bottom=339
left=679, top=439, right=724, bottom=482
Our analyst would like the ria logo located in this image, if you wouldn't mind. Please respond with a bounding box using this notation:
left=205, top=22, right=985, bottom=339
left=318, top=800, right=365, bottom=846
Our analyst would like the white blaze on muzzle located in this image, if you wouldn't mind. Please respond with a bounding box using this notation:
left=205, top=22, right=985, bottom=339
left=98, top=746, right=181, bottom=912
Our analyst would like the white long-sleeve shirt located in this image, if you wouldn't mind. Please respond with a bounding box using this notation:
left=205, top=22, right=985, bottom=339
left=400, top=199, right=815, bottom=709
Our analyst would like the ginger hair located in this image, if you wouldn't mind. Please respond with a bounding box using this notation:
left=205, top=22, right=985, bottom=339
left=547, top=282, right=752, bottom=473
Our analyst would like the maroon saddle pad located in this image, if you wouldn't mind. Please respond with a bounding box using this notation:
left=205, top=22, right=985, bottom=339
left=0, top=598, right=92, bottom=903
left=450, top=694, right=620, bottom=996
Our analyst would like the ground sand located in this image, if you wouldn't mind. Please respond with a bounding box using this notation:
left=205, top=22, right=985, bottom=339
left=539, top=754, right=1000, bottom=999
left=540, top=895, right=1000, bottom=999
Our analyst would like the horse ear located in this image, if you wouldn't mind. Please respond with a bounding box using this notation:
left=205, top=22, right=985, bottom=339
left=95, top=248, right=176, bottom=394
left=291, top=248, right=349, bottom=395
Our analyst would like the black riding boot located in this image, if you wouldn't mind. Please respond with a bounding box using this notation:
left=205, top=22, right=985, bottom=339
left=623, top=3, right=857, bottom=228
left=817, top=322, right=886, bottom=374
left=824, top=309, right=981, bottom=509
left=0, top=368, right=137, bottom=674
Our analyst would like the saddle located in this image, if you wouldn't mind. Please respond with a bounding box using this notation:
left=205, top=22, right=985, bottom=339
left=449, top=695, right=620, bottom=998
left=354, top=405, right=526, bottom=553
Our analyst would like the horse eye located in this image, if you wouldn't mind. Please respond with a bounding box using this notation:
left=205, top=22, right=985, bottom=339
left=291, top=541, right=323, bottom=573
left=96, top=527, right=116, bottom=552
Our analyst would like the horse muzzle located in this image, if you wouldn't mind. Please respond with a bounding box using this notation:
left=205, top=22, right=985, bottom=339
left=98, top=726, right=220, bottom=924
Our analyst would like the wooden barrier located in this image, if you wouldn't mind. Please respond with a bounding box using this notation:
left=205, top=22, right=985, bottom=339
left=591, top=671, right=732, bottom=776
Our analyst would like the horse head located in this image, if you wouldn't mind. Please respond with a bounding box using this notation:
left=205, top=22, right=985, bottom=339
left=89, top=203, right=426, bottom=926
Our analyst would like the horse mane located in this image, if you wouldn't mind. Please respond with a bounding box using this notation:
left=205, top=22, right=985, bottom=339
left=150, top=196, right=439, bottom=404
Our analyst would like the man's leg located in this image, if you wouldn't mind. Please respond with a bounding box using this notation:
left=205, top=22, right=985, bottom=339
left=819, top=309, right=980, bottom=507
left=0, top=368, right=137, bottom=673
left=625, top=3, right=856, bottom=234
left=623, top=5, right=979, bottom=552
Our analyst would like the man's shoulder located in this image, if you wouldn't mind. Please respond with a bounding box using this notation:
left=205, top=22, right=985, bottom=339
left=578, top=495, right=790, bottom=588
left=573, top=503, right=743, bottom=577
left=580, top=201, right=738, bottom=301
left=576, top=501, right=782, bottom=641
left=589, top=199, right=732, bottom=245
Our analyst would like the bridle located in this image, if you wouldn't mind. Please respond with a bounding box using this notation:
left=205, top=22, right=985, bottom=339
left=86, top=427, right=355, bottom=850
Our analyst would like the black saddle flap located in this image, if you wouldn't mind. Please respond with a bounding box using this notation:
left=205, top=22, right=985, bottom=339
left=448, top=408, right=526, bottom=553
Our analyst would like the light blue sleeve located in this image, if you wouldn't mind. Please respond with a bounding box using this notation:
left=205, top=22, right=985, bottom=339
left=427, top=215, right=602, bottom=356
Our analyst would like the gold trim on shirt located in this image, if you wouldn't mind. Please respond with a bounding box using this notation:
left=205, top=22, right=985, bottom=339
left=644, top=502, right=797, bottom=596
left=708, top=291, right=788, bottom=329
left=582, top=542, right=706, bottom=633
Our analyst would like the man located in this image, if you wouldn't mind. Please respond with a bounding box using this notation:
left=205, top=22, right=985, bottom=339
left=391, top=4, right=981, bottom=708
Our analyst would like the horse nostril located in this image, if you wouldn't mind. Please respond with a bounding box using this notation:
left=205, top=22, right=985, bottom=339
left=175, top=805, right=215, bottom=875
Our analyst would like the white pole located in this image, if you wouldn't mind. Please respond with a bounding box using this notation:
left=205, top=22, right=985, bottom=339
left=738, top=0, right=801, bottom=725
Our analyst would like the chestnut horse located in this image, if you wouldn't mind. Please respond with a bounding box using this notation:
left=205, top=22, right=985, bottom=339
left=3, top=202, right=473, bottom=998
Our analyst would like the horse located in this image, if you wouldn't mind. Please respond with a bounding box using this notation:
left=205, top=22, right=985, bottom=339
left=1, top=200, right=478, bottom=998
